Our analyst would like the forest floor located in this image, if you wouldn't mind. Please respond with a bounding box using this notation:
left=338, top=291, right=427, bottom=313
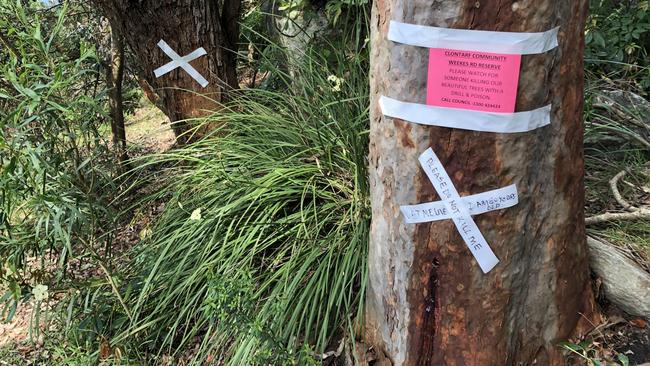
left=123, top=101, right=175, bottom=154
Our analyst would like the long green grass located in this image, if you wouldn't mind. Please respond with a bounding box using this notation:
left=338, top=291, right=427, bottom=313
left=104, top=24, right=370, bottom=364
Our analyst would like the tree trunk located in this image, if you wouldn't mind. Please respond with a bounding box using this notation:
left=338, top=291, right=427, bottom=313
left=366, top=2, right=597, bottom=365
left=106, top=25, right=128, bottom=165
left=91, top=0, right=240, bottom=144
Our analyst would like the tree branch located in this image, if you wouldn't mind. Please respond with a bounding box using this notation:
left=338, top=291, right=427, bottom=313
left=609, top=169, right=634, bottom=210
left=586, top=208, right=650, bottom=225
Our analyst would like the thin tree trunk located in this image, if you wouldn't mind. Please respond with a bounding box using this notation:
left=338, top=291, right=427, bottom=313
left=366, top=2, right=597, bottom=365
left=91, top=0, right=240, bottom=144
left=221, top=0, right=241, bottom=88
left=107, top=25, right=128, bottom=165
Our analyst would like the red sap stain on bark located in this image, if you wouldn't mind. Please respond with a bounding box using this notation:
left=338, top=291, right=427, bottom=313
left=415, top=258, right=439, bottom=366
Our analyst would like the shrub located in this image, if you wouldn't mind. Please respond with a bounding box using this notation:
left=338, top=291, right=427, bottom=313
left=0, top=1, right=114, bottom=313
left=586, top=0, right=650, bottom=90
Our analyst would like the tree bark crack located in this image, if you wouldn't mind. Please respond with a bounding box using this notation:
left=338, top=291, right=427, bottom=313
left=416, top=259, right=439, bottom=365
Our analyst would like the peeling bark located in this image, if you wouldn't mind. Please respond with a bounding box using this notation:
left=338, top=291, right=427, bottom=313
left=91, top=0, right=240, bottom=143
left=366, top=1, right=596, bottom=365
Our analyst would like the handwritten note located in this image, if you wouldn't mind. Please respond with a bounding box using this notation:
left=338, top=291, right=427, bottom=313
left=426, top=48, right=521, bottom=113
left=401, top=184, right=518, bottom=224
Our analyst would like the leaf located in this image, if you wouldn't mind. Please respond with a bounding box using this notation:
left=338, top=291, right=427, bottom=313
left=617, top=354, right=630, bottom=366
left=629, top=318, right=647, bottom=328
left=190, top=208, right=202, bottom=221
left=593, top=31, right=607, bottom=48
left=13, top=83, right=38, bottom=100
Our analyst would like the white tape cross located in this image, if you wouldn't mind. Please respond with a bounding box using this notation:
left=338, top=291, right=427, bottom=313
left=401, top=184, right=518, bottom=224
left=388, top=20, right=559, bottom=55
left=414, top=148, right=507, bottom=273
left=154, top=39, right=209, bottom=88
left=380, top=96, right=551, bottom=133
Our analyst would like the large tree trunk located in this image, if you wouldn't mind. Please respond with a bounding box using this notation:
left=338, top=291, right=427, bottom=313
left=106, top=25, right=128, bottom=165
left=366, top=2, right=597, bottom=365
left=92, top=0, right=240, bottom=144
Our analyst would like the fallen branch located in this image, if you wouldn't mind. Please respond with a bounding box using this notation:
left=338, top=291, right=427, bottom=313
left=609, top=169, right=634, bottom=210
left=586, top=168, right=650, bottom=225
left=586, top=207, right=650, bottom=225
left=587, top=236, right=650, bottom=320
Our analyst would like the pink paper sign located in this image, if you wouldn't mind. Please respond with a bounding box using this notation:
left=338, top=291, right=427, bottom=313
left=426, top=48, right=522, bottom=113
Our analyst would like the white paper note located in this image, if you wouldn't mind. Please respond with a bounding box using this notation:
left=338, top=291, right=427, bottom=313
left=401, top=184, right=518, bottom=224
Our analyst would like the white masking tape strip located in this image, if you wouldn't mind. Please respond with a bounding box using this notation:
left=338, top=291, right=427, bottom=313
left=379, top=96, right=551, bottom=133
left=419, top=148, right=500, bottom=273
left=388, top=20, right=559, bottom=55
left=154, top=39, right=209, bottom=88
left=401, top=184, right=518, bottom=224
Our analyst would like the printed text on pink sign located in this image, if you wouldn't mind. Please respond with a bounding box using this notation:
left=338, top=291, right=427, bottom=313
left=426, top=48, right=521, bottom=113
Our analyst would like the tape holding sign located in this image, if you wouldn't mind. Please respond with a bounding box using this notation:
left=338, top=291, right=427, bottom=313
left=380, top=20, right=559, bottom=131
left=379, top=96, right=551, bottom=133
left=400, top=184, right=518, bottom=224
left=387, top=20, right=559, bottom=55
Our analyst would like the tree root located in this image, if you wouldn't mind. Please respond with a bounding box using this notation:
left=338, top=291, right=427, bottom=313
left=588, top=236, right=650, bottom=320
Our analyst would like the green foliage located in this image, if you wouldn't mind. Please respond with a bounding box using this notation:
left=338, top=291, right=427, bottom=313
left=272, top=0, right=369, bottom=25
left=92, top=20, right=370, bottom=364
left=0, top=1, right=115, bottom=311
left=0, top=334, right=139, bottom=365
left=586, top=0, right=650, bottom=90
left=325, top=0, right=368, bottom=25
left=561, top=340, right=630, bottom=366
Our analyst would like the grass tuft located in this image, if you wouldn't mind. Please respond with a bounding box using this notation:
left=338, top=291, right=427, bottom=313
left=107, top=26, right=371, bottom=365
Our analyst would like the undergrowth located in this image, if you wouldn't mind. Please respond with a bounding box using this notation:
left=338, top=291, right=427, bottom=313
left=0, top=1, right=117, bottom=318
left=584, top=74, right=650, bottom=265
left=81, top=17, right=371, bottom=365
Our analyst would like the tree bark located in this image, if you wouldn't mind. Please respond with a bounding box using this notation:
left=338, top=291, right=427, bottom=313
left=366, top=1, right=597, bottom=365
left=91, top=0, right=240, bottom=144
left=106, top=25, right=128, bottom=165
